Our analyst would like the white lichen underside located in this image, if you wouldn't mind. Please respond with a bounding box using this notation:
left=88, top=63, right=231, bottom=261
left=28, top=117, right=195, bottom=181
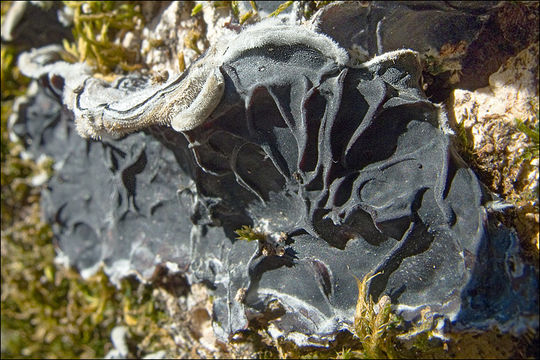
left=20, top=16, right=351, bottom=140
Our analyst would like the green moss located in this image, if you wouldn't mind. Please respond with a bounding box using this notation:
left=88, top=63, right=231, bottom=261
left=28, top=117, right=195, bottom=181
left=335, top=347, right=354, bottom=359
left=201, top=1, right=260, bottom=25
left=423, top=54, right=446, bottom=76
left=268, top=1, right=293, bottom=17
left=0, top=193, right=176, bottom=358
left=235, top=225, right=267, bottom=242
left=351, top=271, right=402, bottom=358
left=515, top=99, right=539, bottom=163
left=191, top=3, right=203, bottom=16
left=117, top=277, right=177, bottom=357
left=1, top=202, right=119, bottom=358
left=515, top=109, right=539, bottom=211
left=1, top=9, right=36, bottom=228
left=240, top=9, right=257, bottom=24
left=62, top=1, right=145, bottom=74
left=0, top=3, right=175, bottom=357
left=1, top=218, right=176, bottom=358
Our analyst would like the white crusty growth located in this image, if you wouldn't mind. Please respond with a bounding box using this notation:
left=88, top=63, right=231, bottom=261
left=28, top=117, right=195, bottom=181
left=74, top=55, right=225, bottom=138
left=221, top=18, right=349, bottom=65
left=170, top=67, right=224, bottom=132
left=18, top=19, right=350, bottom=139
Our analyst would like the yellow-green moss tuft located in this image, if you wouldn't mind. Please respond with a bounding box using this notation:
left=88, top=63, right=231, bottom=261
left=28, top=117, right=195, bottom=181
left=62, top=1, right=145, bottom=74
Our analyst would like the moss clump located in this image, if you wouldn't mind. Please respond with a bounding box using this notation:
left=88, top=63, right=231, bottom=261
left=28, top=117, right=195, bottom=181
left=1, top=215, right=177, bottom=358
left=1, top=202, right=120, bottom=358
left=191, top=1, right=334, bottom=27
left=268, top=1, right=293, bottom=17
left=351, top=272, right=402, bottom=358
left=515, top=99, right=539, bottom=201
left=1, top=2, right=176, bottom=358
left=62, top=1, right=145, bottom=74
left=118, top=276, right=178, bottom=357
left=516, top=99, right=539, bottom=156
left=235, top=224, right=267, bottom=242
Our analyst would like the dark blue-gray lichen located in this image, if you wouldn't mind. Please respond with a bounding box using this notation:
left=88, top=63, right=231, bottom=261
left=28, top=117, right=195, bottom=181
left=12, top=9, right=538, bottom=348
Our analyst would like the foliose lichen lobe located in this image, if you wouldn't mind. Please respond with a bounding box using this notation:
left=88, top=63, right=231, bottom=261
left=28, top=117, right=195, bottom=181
left=11, top=1, right=538, bottom=350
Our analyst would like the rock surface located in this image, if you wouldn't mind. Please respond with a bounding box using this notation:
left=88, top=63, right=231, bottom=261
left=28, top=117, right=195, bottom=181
left=452, top=42, right=539, bottom=251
